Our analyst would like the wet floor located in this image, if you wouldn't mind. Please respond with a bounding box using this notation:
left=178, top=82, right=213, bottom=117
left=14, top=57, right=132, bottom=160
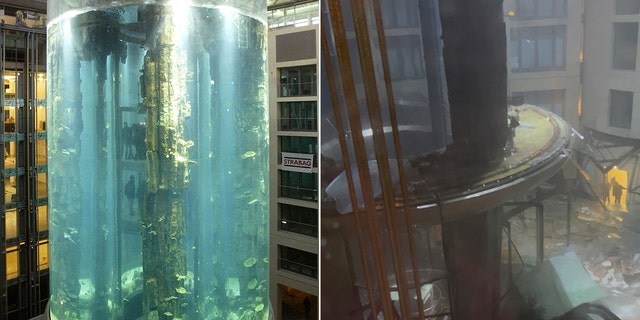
left=508, top=192, right=640, bottom=318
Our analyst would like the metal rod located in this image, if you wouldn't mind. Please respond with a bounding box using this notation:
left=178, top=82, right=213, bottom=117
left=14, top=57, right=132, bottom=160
left=0, top=28, right=6, bottom=317
left=505, top=223, right=513, bottom=283
left=566, top=192, right=571, bottom=247
left=25, top=30, right=39, bottom=318
left=369, top=0, right=427, bottom=317
left=348, top=0, right=410, bottom=315
left=628, top=155, right=638, bottom=207
left=438, top=194, right=457, bottom=318
left=321, top=12, right=379, bottom=318
left=535, top=205, right=544, bottom=265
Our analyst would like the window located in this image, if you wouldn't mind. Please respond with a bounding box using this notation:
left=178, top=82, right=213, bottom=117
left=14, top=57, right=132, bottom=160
left=613, top=23, right=639, bottom=70
left=610, top=90, right=633, bottom=129
left=35, top=72, right=46, bottom=132
left=514, top=0, right=566, bottom=19
left=5, top=209, right=17, bottom=239
left=511, top=90, right=565, bottom=116
left=37, top=205, right=48, bottom=233
left=280, top=204, right=318, bottom=237
left=509, top=25, right=566, bottom=72
left=280, top=171, right=317, bottom=201
left=38, top=241, right=49, bottom=270
left=37, top=172, right=47, bottom=199
left=36, top=139, right=47, bottom=165
left=386, top=35, right=425, bottom=80
left=281, top=136, right=318, bottom=166
left=616, top=0, right=640, bottom=14
left=6, top=245, right=19, bottom=280
left=280, top=65, right=317, bottom=97
left=5, top=176, right=19, bottom=205
left=280, top=101, right=317, bottom=131
left=279, top=246, right=318, bottom=279
left=380, top=0, right=419, bottom=28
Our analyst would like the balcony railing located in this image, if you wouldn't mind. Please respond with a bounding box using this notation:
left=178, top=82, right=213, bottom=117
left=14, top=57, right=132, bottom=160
left=279, top=185, right=318, bottom=202
left=279, top=218, right=318, bottom=237
left=268, top=1, right=319, bottom=30
left=279, top=117, right=317, bottom=131
left=279, top=258, right=318, bottom=279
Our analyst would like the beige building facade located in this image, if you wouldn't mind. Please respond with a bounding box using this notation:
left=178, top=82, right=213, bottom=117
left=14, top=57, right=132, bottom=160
left=504, top=0, right=582, bottom=128
left=268, top=22, right=319, bottom=319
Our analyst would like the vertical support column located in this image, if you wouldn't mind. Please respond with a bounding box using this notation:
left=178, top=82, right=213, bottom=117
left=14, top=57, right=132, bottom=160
left=444, top=210, right=502, bottom=319
left=566, top=192, right=572, bottom=246
left=438, top=0, right=508, bottom=163
left=0, top=26, right=6, bottom=319
left=25, top=31, right=41, bottom=318
left=535, top=206, right=544, bottom=265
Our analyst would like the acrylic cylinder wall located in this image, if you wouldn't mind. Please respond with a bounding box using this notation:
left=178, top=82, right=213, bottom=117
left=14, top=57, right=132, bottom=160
left=46, top=1, right=269, bottom=319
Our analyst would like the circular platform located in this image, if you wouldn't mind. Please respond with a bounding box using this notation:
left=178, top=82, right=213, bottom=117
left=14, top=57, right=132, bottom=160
left=403, top=105, right=575, bottom=223
left=323, top=105, right=576, bottom=223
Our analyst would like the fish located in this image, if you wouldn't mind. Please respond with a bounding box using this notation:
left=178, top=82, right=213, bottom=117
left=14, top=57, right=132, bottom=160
left=241, top=151, right=256, bottom=159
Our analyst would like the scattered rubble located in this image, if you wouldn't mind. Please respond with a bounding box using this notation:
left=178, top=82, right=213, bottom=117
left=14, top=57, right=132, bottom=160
left=576, top=206, right=624, bottom=228
left=510, top=194, right=640, bottom=313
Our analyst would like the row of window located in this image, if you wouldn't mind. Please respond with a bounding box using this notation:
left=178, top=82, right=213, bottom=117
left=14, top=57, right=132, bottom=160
left=508, top=1, right=639, bottom=131
left=280, top=203, right=318, bottom=237
left=510, top=88, right=639, bottom=131
left=281, top=136, right=318, bottom=162
left=3, top=172, right=47, bottom=203
left=510, top=87, right=635, bottom=134
left=6, top=240, right=49, bottom=281
left=617, top=0, right=640, bottom=15
left=280, top=171, right=318, bottom=202
left=279, top=245, right=318, bottom=279
left=509, top=22, right=640, bottom=73
left=509, top=25, right=566, bottom=72
left=512, top=0, right=567, bottom=20
left=280, top=65, right=317, bottom=97
left=509, top=10, right=640, bottom=73
left=4, top=206, right=47, bottom=240
left=280, top=101, right=317, bottom=131
left=376, top=0, right=568, bottom=27
left=505, top=87, right=637, bottom=130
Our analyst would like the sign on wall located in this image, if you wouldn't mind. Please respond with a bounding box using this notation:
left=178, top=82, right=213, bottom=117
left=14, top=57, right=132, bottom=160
left=281, top=152, right=314, bottom=173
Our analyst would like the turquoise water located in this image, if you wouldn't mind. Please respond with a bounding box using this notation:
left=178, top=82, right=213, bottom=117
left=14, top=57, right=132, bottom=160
left=47, top=5, right=269, bottom=320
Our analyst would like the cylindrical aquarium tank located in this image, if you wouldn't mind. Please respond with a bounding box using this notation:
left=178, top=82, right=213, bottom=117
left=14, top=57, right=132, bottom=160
left=46, top=1, right=269, bottom=319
